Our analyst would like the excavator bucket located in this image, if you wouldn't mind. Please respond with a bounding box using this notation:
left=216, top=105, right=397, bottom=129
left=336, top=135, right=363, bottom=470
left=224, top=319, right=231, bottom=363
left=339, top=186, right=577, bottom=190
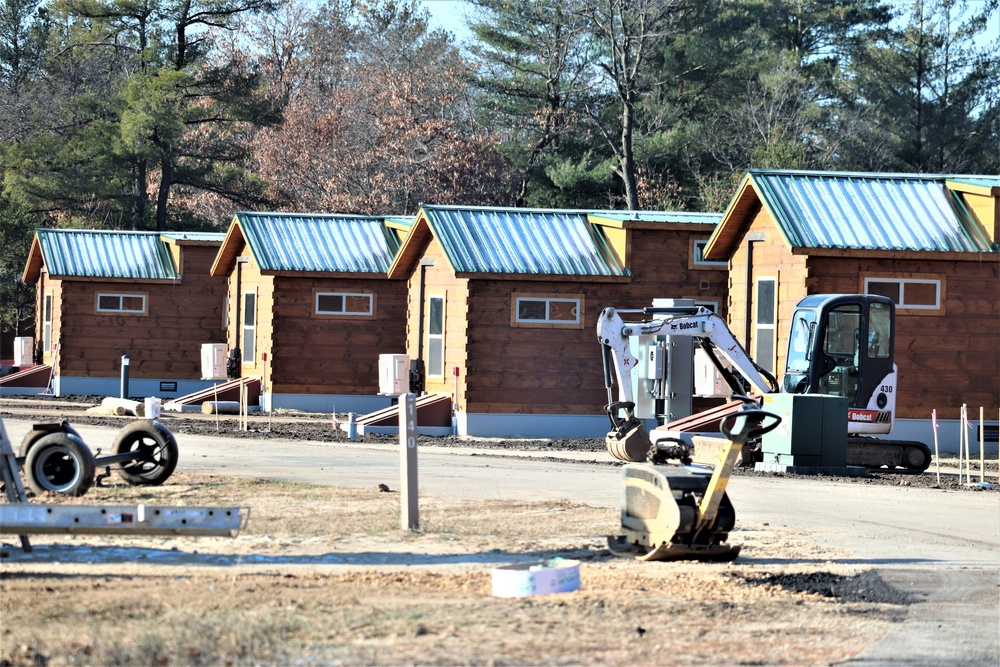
left=605, top=419, right=652, bottom=462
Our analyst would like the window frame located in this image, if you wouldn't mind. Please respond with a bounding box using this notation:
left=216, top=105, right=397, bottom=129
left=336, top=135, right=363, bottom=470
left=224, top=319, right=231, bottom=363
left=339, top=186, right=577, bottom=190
left=753, top=276, right=777, bottom=374
left=43, top=293, right=53, bottom=353
left=241, top=290, right=256, bottom=364
left=863, top=275, right=943, bottom=312
left=313, top=291, right=375, bottom=317
left=426, top=294, right=445, bottom=379
left=689, top=238, right=728, bottom=269
left=511, top=294, right=584, bottom=329
left=95, top=292, right=147, bottom=315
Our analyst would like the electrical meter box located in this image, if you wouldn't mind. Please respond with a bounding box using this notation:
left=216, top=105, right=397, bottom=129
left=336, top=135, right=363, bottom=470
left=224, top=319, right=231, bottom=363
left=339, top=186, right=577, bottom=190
left=632, top=299, right=695, bottom=423
left=759, top=393, right=848, bottom=467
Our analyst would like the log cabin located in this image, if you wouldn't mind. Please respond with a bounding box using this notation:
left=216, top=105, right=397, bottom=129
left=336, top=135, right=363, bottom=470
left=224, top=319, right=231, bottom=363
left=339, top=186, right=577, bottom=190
left=210, top=211, right=411, bottom=413
left=703, top=170, right=999, bottom=452
left=17, top=230, right=227, bottom=397
left=387, top=205, right=727, bottom=437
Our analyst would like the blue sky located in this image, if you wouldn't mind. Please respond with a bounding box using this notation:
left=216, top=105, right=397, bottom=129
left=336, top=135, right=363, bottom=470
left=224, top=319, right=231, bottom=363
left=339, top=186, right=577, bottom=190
left=420, top=0, right=999, bottom=49
left=421, top=0, right=471, bottom=42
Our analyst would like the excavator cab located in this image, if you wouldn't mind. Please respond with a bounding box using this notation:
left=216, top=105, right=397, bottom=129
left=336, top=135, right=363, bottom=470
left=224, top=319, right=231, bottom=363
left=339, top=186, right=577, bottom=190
left=783, top=294, right=896, bottom=434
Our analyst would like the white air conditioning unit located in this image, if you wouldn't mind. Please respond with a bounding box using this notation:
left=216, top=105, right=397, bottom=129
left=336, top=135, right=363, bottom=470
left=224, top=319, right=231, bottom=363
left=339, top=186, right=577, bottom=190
left=14, top=337, right=33, bottom=366
left=379, top=354, right=410, bottom=395
left=201, top=343, right=229, bottom=380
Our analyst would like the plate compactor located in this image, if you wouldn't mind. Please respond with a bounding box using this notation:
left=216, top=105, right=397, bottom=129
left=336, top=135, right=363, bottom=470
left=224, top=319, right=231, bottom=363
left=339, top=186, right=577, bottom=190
left=608, top=400, right=780, bottom=562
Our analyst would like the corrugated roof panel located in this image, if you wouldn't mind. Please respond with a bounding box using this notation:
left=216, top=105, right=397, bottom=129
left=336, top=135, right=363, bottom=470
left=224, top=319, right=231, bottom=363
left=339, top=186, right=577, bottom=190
left=751, top=171, right=993, bottom=253
left=235, top=212, right=398, bottom=273
left=36, top=229, right=179, bottom=279
left=421, top=206, right=627, bottom=276
left=590, top=211, right=723, bottom=224
left=160, top=232, right=226, bottom=242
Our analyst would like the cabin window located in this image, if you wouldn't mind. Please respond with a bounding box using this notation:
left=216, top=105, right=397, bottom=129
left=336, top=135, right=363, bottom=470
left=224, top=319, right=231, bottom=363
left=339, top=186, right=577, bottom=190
left=242, top=291, right=256, bottom=364
left=753, top=277, right=776, bottom=373
left=427, top=295, right=445, bottom=378
left=315, top=292, right=374, bottom=316
left=513, top=295, right=583, bottom=328
left=691, top=239, right=727, bottom=267
left=864, top=277, right=941, bottom=311
left=96, top=293, right=146, bottom=314
left=43, top=293, right=52, bottom=353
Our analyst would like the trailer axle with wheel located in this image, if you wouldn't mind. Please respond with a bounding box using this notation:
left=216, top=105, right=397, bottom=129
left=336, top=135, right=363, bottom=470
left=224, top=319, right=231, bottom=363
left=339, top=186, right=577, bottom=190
left=16, top=420, right=179, bottom=497
left=1, top=414, right=242, bottom=549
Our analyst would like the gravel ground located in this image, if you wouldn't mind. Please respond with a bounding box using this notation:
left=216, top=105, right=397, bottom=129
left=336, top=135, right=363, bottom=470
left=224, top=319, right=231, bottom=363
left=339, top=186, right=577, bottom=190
left=1, top=395, right=995, bottom=666
left=1, top=470, right=917, bottom=667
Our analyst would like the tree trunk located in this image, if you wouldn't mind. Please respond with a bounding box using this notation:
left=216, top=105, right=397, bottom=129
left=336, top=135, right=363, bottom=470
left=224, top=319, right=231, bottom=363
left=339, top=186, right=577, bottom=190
left=156, top=157, right=172, bottom=232
left=133, top=160, right=147, bottom=229
left=620, top=98, right=639, bottom=210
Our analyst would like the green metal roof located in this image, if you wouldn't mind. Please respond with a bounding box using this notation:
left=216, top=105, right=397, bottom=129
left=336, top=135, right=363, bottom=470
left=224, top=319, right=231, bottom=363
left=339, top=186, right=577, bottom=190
left=419, top=205, right=628, bottom=276
left=160, top=232, right=226, bottom=243
left=748, top=170, right=997, bottom=253
left=589, top=211, right=723, bottom=224
left=234, top=212, right=400, bottom=273
left=34, top=229, right=180, bottom=280
left=947, top=177, right=1000, bottom=189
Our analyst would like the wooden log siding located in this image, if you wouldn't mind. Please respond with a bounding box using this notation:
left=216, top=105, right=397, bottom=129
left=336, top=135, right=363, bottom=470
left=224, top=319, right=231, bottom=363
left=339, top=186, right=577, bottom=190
left=464, top=281, right=604, bottom=414
left=460, top=227, right=728, bottom=416
left=267, top=276, right=407, bottom=394
left=407, top=240, right=469, bottom=402
left=725, top=210, right=809, bottom=378
left=399, top=225, right=727, bottom=417
left=721, top=202, right=998, bottom=421
left=35, top=275, right=62, bottom=365
left=226, top=254, right=274, bottom=382
left=622, top=228, right=729, bottom=314
left=56, top=276, right=225, bottom=379
left=809, top=255, right=999, bottom=420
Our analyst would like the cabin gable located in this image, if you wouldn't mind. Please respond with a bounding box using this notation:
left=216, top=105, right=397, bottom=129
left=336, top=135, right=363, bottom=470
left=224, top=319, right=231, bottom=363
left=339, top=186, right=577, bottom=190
left=708, top=170, right=999, bottom=424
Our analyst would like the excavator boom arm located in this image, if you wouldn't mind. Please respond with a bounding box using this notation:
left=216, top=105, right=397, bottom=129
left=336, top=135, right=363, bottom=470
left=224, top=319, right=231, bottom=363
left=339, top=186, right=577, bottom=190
left=597, top=306, right=778, bottom=407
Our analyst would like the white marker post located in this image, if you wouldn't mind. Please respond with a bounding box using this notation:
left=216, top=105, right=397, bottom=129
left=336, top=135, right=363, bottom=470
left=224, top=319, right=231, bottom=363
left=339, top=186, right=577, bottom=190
left=979, top=406, right=985, bottom=484
left=932, top=409, right=940, bottom=486
left=400, top=393, right=419, bottom=530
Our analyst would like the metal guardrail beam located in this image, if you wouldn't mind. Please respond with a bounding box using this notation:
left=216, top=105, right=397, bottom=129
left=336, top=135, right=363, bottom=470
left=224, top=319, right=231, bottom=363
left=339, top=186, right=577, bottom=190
left=0, top=504, right=243, bottom=537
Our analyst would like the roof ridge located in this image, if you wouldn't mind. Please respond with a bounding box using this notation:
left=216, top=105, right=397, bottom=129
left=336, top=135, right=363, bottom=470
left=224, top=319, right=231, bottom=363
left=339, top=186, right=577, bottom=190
left=748, top=169, right=988, bottom=180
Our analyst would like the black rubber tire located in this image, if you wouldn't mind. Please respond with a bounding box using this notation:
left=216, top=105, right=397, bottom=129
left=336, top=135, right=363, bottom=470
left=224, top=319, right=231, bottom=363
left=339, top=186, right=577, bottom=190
left=24, top=432, right=96, bottom=497
left=19, top=423, right=83, bottom=459
left=111, top=420, right=179, bottom=486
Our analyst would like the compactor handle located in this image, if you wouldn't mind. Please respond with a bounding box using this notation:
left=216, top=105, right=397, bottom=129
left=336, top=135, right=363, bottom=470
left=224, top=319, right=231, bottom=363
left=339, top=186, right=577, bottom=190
left=720, top=408, right=781, bottom=445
